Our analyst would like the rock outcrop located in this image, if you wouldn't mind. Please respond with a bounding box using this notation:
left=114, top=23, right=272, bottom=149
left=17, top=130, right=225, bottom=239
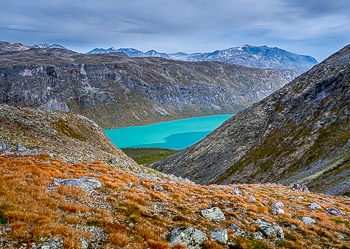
left=150, top=44, right=350, bottom=196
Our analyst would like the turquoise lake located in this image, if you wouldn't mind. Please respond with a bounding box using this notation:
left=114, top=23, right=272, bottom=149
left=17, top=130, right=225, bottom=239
left=104, top=114, right=234, bottom=150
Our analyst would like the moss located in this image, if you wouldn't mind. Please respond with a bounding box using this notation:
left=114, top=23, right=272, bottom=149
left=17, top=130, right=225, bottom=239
left=330, top=218, right=349, bottom=225
left=0, top=204, right=10, bottom=224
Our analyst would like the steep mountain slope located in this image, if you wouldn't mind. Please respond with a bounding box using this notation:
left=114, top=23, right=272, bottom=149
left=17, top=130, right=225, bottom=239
left=88, top=45, right=318, bottom=73
left=150, top=45, right=350, bottom=196
left=0, top=43, right=297, bottom=128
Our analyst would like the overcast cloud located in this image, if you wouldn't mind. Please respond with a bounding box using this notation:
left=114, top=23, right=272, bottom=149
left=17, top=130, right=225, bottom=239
left=0, top=0, right=349, bottom=61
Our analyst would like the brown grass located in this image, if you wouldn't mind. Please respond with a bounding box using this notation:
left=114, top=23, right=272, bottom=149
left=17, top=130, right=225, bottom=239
left=0, top=155, right=349, bottom=249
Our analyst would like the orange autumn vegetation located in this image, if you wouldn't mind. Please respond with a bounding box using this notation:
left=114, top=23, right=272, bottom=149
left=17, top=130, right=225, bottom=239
left=0, top=154, right=349, bottom=248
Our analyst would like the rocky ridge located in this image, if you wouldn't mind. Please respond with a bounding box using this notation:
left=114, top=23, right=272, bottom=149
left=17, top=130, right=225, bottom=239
left=150, top=44, right=350, bottom=196
left=88, top=45, right=318, bottom=73
left=0, top=41, right=297, bottom=128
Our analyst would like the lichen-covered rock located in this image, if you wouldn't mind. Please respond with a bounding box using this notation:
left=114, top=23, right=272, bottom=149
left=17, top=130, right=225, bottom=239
left=271, top=208, right=285, bottom=215
left=52, top=177, right=101, bottom=194
left=169, top=227, right=208, bottom=249
left=153, top=185, right=164, bottom=191
left=308, top=203, right=321, bottom=209
left=247, top=195, right=256, bottom=201
left=301, top=216, right=316, bottom=224
left=227, top=224, right=245, bottom=236
left=293, top=183, right=309, bottom=192
left=201, top=207, right=225, bottom=222
left=271, top=201, right=284, bottom=208
left=325, top=208, right=343, bottom=216
left=256, top=218, right=284, bottom=239
left=210, top=229, right=228, bottom=244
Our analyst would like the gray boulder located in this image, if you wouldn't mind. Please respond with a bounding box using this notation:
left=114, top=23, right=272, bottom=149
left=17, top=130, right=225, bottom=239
left=52, top=177, right=102, bottom=194
left=292, top=183, right=309, bottom=192
left=308, top=203, right=321, bottom=209
left=325, top=208, right=343, bottom=216
left=201, top=207, right=225, bottom=222
left=227, top=224, right=245, bottom=236
left=169, top=227, right=208, bottom=249
left=247, top=195, right=256, bottom=201
left=0, top=142, right=7, bottom=151
left=256, top=218, right=284, bottom=239
left=210, top=229, right=228, bottom=244
left=271, top=201, right=284, bottom=208
left=153, top=185, right=164, bottom=191
left=271, top=208, right=285, bottom=215
left=301, top=216, right=316, bottom=224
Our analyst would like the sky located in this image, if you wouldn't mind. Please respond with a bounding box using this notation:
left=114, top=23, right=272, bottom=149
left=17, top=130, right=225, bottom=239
left=0, top=0, right=350, bottom=61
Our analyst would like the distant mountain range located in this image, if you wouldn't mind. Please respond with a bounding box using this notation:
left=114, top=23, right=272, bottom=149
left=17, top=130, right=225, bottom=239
left=31, top=43, right=67, bottom=49
left=88, top=45, right=318, bottom=73
left=0, top=41, right=297, bottom=129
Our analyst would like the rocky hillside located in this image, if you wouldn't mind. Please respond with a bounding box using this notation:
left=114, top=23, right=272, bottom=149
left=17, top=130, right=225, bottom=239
left=0, top=42, right=297, bottom=128
left=88, top=45, right=318, bottom=73
left=0, top=104, right=133, bottom=165
left=0, top=154, right=349, bottom=248
left=0, top=104, right=192, bottom=183
left=150, top=45, right=350, bottom=196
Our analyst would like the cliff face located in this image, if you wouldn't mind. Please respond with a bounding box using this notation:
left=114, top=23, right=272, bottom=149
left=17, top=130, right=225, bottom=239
left=0, top=43, right=297, bottom=128
left=150, top=45, right=350, bottom=196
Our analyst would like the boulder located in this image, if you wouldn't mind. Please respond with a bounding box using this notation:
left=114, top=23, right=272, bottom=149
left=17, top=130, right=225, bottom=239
left=227, top=224, right=245, bottom=237
left=325, top=208, right=343, bottom=216
left=256, top=218, right=284, bottom=239
left=271, top=208, right=285, bottom=215
left=201, top=207, right=225, bottom=222
left=247, top=195, right=256, bottom=201
left=52, top=177, right=102, bottom=194
left=301, top=216, right=316, bottom=224
left=271, top=201, right=284, bottom=208
left=169, top=227, right=208, bottom=249
left=153, top=185, right=164, bottom=191
left=210, top=229, right=228, bottom=244
left=292, top=183, right=309, bottom=192
left=308, top=203, right=321, bottom=209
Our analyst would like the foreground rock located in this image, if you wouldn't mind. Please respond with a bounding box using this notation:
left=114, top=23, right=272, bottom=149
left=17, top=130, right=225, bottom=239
left=201, top=207, right=226, bottom=222
left=210, top=229, right=228, bottom=244
left=51, top=177, right=102, bottom=194
left=257, top=218, right=284, bottom=239
left=169, top=227, right=208, bottom=249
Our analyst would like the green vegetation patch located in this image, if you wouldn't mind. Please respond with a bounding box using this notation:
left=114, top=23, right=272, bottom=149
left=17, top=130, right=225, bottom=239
left=121, top=147, right=179, bottom=165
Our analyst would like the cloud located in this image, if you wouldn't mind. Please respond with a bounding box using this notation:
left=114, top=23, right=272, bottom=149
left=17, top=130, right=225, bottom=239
left=0, top=0, right=349, bottom=60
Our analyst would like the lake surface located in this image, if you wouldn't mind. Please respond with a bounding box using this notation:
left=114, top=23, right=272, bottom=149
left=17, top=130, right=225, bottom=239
left=105, top=114, right=233, bottom=150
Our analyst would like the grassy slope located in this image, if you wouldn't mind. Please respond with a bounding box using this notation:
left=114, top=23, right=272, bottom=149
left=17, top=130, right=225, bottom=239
left=0, top=154, right=349, bottom=249
left=121, top=148, right=180, bottom=165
